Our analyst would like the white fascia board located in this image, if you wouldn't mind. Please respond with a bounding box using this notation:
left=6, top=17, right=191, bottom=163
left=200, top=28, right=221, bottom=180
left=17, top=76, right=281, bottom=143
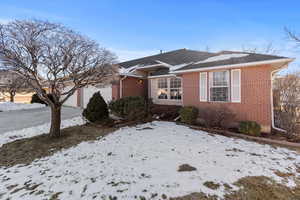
left=137, top=63, right=167, bottom=69
left=119, top=73, right=145, bottom=78
left=148, top=74, right=177, bottom=79
left=171, top=58, right=295, bottom=74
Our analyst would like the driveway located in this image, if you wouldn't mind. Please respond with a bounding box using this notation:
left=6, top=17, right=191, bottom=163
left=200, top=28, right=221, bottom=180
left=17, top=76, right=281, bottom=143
left=0, top=106, right=82, bottom=133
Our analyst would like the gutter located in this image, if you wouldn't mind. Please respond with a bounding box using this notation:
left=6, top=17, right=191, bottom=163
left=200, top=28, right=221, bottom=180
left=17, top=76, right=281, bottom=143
left=148, top=74, right=177, bottom=79
left=270, top=64, right=290, bottom=133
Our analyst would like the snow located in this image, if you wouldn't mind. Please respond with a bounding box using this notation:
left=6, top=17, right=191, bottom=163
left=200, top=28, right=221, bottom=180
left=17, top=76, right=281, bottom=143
left=195, top=53, right=249, bottom=64
left=0, top=102, right=45, bottom=112
left=0, top=116, right=85, bottom=147
left=119, top=65, right=139, bottom=74
left=169, top=63, right=192, bottom=71
left=0, top=121, right=299, bottom=200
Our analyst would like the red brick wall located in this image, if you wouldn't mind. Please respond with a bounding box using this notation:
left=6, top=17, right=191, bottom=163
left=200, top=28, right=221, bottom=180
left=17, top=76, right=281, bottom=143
left=182, top=65, right=275, bottom=132
left=112, top=77, right=147, bottom=99
left=112, top=83, right=120, bottom=100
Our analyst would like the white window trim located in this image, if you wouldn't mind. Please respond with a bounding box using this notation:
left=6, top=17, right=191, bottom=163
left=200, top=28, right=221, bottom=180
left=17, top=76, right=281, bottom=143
left=199, top=72, right=207, bottom=102
left=157, top=78, right=168, bottom=100
left=209, top=70, right=230, bottom=102
left=231, top=69, right=241, bottom=103
left=157, top=77, right=182, bottom=101
left=169, top=77, right=182, bottom=101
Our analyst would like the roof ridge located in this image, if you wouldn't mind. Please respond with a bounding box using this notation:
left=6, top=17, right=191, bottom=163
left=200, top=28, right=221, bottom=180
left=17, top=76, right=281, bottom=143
left=118, top=48, right=215, bottom=65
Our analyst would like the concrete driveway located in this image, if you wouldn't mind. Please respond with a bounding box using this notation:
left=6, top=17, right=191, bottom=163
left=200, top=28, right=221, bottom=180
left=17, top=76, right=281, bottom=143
left=0, top=106, right=82, bottom=133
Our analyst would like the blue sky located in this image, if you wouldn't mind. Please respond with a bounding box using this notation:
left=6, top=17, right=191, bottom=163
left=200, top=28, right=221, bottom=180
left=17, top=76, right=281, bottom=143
left=0, top=0, right=299, bottom=71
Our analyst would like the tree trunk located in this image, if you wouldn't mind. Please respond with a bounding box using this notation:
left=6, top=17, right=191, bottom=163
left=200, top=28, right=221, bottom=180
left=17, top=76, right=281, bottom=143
left=49, top=106, right=61, bottom=138
left=10, top=93, right=15, bottom=102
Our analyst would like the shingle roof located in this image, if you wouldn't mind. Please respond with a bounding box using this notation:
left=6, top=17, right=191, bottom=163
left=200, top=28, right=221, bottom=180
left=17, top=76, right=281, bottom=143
left=118, top=49, right=214, bottom=68
left=118, top=49, right=290, bottom=75
left=177, top=51, right=288, bottom=71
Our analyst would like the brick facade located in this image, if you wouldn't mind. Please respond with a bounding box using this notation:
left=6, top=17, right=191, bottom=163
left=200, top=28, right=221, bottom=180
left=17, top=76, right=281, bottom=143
left=112, top=77, right=147, bottom=99
left=182, top=65, right=275, bottom=132
left=113, top=65, right=278, bottom=132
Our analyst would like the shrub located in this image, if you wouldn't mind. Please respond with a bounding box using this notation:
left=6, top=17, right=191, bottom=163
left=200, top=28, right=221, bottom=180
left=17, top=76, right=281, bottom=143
left=30, top=91, right=54, bottom=106
left=31, top=93, right=45, bottom=104
left=179, top=106, right=199, bottom=125
left=198, top=105, right=236, bottom=128
left=109, top=96, right=147, bottom=121
left=82, top=92, right=108, bottom=123
left=150, top=104, right=181, bottom=120
left=239, top=121, right=261, bottom=136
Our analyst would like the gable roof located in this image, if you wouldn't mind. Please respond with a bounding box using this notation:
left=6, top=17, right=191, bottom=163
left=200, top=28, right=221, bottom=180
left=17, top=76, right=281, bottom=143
left=117, top=49, right=293, bottom=76
left=118, top=49, right=214, bottom=68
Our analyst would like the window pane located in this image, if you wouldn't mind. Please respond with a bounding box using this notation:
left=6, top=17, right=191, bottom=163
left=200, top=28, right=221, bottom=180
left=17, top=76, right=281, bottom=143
left=170, top=88, right=182, bottom=100
left=158, top=78, right=168, bottom=88
left=213, top=71, right=228, bottom=86
left=210, top=87, right=228, bottom=102
left=158, top=89, right=168, bottom=99
left=170, top=77, right=181, bottom=88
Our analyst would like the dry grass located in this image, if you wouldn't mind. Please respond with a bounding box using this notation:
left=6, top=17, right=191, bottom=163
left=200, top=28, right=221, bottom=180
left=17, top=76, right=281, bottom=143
left=0, top=124, right=116, bottom=167
left=173, top=176, right=300, bottom=200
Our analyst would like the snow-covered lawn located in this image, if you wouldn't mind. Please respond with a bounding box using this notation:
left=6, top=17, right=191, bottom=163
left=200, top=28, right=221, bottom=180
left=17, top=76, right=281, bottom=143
left=0, top=117, right=85, bottom=147
left=0, top=121, right=299, bottom=200
left=0, top=102, right=45, bottom=112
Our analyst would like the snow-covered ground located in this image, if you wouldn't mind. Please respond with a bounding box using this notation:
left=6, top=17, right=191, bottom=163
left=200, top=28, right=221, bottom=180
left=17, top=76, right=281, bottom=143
left=0, top=102, right=45, bottom=112
left=0, top=121, right=299, bottom=200
left=0, top=116, right=85, bottom=147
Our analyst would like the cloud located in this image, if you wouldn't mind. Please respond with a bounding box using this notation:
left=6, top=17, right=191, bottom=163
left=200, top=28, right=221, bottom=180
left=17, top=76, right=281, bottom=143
left=0, top=18, right=11, bottom=24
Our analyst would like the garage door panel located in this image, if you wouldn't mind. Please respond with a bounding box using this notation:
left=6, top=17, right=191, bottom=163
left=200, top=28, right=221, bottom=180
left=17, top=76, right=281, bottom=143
left=83, top=85, right=112, bottom=108
left=62, top=86, right=78, bottom=107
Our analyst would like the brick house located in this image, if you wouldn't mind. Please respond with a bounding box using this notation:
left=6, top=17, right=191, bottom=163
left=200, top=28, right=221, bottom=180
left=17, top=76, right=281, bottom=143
left=112, top=49, right=294, bottom=133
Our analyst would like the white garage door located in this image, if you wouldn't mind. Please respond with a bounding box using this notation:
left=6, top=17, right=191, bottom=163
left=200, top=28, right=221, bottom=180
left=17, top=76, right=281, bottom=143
left=62, top=86, right=78, bottom=107
left=82, top=85, right=112, bottom=108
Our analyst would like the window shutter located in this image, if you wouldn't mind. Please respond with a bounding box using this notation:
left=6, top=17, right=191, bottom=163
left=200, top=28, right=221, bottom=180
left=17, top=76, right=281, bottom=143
left=231, top=69, right=241, bottom=102
left=199, top=72, right=207, bottom=101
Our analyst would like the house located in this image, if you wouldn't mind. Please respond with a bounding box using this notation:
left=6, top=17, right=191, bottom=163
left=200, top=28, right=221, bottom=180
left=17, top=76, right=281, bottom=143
left=62, top=83, right=113, bottom=108
left=61, top=71, right=118, bottom=108
left=112, top=49, right=294, bottom=133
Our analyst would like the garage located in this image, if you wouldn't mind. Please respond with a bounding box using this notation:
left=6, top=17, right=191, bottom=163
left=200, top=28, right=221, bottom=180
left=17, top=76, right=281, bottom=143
left=62, top=85, right=78, bottom=107
left=62, top=84, right=112, bottom=108
left=81, top=85, right=112, bottom=108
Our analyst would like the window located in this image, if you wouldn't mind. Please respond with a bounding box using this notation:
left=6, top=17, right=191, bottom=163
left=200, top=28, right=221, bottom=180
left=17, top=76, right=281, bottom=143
left=210, top=71, right=229, bottom=102
left=157, top=78, right=168, bottom=99
left=157, top=77, right=182, bottom=100
left=170, top=77, right=182, bottom=100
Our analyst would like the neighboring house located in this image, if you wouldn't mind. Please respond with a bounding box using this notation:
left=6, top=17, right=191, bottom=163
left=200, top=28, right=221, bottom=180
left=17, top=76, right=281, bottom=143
left=0, top=70, right=34, bottom=103
left=112, top=49, right=294, bottom=133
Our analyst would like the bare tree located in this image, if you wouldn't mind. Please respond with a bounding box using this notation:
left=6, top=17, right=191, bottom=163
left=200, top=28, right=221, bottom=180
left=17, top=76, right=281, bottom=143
left=242, top=42, right=278, bottom=55
left=285, top=27, right=300, bottom=44
left=0, top=20, right=116, bottom=137
left=273, top=71, right=300, bottom=138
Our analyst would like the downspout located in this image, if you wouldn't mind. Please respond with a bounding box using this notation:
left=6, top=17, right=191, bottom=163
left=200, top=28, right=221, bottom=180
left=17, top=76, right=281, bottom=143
left=270, top=65, right=287, bottom=132
left=119, top=76, right=127, bottom=99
